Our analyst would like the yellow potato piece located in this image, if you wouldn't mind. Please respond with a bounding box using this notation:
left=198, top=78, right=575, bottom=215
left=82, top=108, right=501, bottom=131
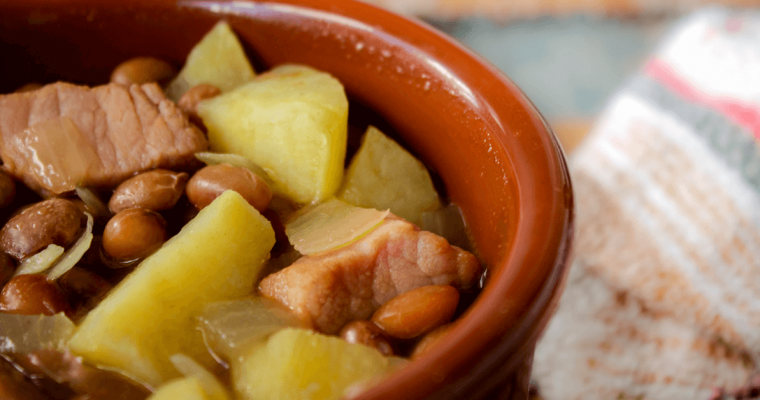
left=233, top=328, right=397, bottom=400
left=338, top=126, right=441, bottom=225
left=68, top=191, right=275, bottom=388
left=198, top=64, right=348, bottom=204
left=148, top=377, right=210, bottom=400
left=166, top=21, right=256, bottom=101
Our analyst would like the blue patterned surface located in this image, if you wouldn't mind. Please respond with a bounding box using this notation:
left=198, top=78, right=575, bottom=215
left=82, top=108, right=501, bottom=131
left=430, top=17, right=672, bottom=121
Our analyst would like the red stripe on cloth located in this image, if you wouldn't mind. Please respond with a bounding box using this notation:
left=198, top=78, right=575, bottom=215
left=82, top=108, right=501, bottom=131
left=644, top=59, right=760, bottom=141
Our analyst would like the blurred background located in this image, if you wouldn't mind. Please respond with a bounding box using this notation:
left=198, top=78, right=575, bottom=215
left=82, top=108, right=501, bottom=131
left=361, top=0, right=756, bottom=154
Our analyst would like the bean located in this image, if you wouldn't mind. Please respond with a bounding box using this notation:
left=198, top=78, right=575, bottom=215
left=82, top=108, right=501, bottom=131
left=16, top=349, right=151, bottom=399
left=0, top=171, right=16, bottom=209
left=102, top=208, right=167, bottom=260
left=0, top=253, right=14, bottom=288
left=110, top=57, right=176, bottom=86
left=339, top=321, right=394, bottom=356
left=59, top=267, right=113, bottom=321
left=411, top=324, right=455, bottom=360
left=0, top=199, right=83, bottom=261
left=371, top=285, right=459, bottom=339
left=0, top=355, right=55, bottom=400
left=178, top=84, right=221, bottom=120
left=58, top=267, right=112, bottom=300
left=186, top=164, right=272, bottom=212
left=108, top=169, right=189, bottom=214
left=0, top=274, right=71, bottom=316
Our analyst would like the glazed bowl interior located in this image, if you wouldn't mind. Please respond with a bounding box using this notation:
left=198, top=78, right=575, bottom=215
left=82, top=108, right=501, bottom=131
left=0, top=1, right=573, bottom=398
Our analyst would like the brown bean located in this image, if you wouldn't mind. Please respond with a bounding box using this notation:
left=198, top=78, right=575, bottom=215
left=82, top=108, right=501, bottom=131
left=58, top=267, right=112, bottom=300
left=0, top=199, right=83, bottom=261
left=15, top=349, right=151, bottom=400
left=371, top=285, right=459, bottom=339
left=108, top=169, right=189, bottom=214
left=110, top=57, right=176, bottom=86
left=186, top=164, right=272, bottom=211
left=0, top=355, right=56, bottom=400
left=339, top=321, right=394, bottom=356
left=102, top=208, right=167, bottom=261
left=0, top=171, right=16, bottom=209
left=411, top=323, right=455, bottom=360
left=59, top=267, right=113, bottom=321
left=178, top=84, right=221, bottom=116
left=0, top=274, right=71, bottom=316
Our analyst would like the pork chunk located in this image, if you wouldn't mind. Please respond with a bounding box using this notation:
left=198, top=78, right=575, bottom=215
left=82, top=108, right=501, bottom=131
left=0, top=82, right=207, bottom=194
left=259, top=217, right=483, bottom=333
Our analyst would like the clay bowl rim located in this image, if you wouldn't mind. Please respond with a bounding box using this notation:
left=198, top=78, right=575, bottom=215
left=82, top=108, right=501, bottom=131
left=0, top=0, right=574, bottom=398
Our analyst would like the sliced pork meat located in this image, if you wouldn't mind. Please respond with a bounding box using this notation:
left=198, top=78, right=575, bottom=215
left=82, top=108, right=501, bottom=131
left=259, top=216, right=483, bottom=333
left=0, top=82, right=207, bottom=195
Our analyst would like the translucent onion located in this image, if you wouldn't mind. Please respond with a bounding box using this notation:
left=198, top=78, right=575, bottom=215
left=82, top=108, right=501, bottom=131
left=47, top=212, right=94, bottom=281
left=0, top=313, right=75, bottom=354
left=285, top=198, right=389, bottom=255
left=12, top=117, right=100, bottom=194
left=197, top=297, right=308, bottom=362
left=420, top=204, right=470, bottom=251
left=169, top=353, right=230, bottom=400
left=14, top=244, right=65, bottom=276
left=194, top=152, right=274, bottom=186
left=75, top=186, right=111, bottom=218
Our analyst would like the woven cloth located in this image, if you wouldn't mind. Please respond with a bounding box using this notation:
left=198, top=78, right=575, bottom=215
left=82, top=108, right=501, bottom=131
left=533, top=8, right=760, bottom=400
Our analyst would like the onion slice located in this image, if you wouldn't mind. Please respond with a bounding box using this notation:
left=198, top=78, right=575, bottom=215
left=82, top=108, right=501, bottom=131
left=169, top=353, right=230, bottom=400
left=0, top=313, right=75, bottom=354
left=75, top=186, right=111, bottom=218
left=285, top=198, right=388, bottom=255
left=194, top=152, right=273, bottom=186
left=197, top=297, right=308, bottom=362
left=47, top=212, right=94, bottom=281
left=420, top=204, right=470, bottom=250
left=14, top=244, right=65, bottom=277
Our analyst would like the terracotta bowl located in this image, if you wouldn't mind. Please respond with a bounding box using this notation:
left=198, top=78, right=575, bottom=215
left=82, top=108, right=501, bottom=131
left=0, top=1, right=573, bottom=398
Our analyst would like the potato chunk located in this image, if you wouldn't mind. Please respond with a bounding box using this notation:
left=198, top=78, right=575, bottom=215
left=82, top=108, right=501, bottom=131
left=166, top=21, right=256, bottom=101
left=338, top=126, right=441, bottom=225
left=68, top=191, right=275, bottom=387
left=148, top=377, right=210, bottom=400
left=198, top=64, right=348, bottom=204
left=233, top=328, right=398, bottom=400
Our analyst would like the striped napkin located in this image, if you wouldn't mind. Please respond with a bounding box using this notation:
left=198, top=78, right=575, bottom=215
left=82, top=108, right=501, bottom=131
left=533, top=8, right=760, bottom=400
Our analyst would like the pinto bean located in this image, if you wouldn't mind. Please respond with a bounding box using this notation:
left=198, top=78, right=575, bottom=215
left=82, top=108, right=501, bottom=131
left=108, top=170, right=188, bottom=214
left=110, top=57, right=176, bottom=86
left=102, top=208, right=167, bottom=261
left=371, top=285, right=459, bottom=340
left=58, top=267, right=112, bottom=301
left=186, top=164, right=272, bottom=212
left=0, top=355, right=53, bottom=400
left=0, top=274, right=71, bottom=316
left=14, top=349, right=150, bottom=400
left=0, top=199, right=83, bottom=261
left=339, top=321, right=394, bottom=356
left=411, top=324, right=455, bottom=360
